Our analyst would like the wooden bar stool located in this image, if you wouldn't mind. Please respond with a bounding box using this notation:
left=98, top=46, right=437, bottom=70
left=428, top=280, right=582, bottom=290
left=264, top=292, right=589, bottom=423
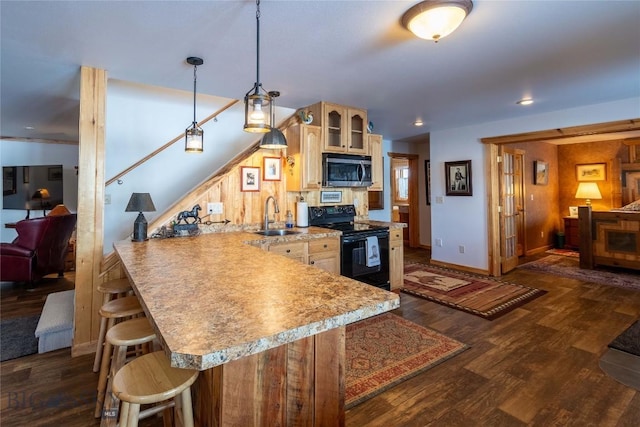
left=112, top=351, right=199, bottom=427
left=97, top=317, right=156, bottom=424
left=93, top=278, right=133, bottom=372
left=94, top=295, right=144, bottom=418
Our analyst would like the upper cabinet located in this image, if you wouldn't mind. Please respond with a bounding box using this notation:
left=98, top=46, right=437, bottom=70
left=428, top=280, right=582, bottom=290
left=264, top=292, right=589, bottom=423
left=285, top=124, right=323, bottom=192
left=306, top=102, right=367, bottom=155
left=368, top=134, right=383, bottom=191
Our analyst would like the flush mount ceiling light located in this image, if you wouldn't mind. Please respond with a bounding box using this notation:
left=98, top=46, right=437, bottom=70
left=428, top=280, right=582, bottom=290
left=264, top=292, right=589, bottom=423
left=414, top=119, right=424, bottom=127
left=517, top=98, right=534, bottom=106
left=244, top=0, right=272, bottom=133
left=260, top=91, right=287, bottom=149
left=185, top=56, right=204, bottom=153
left=402, top=0, right=473, bottom=42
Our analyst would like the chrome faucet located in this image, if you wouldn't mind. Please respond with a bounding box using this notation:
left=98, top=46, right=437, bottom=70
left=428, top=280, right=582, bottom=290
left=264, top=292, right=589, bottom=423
left=264, top=195, right=280, bottom=230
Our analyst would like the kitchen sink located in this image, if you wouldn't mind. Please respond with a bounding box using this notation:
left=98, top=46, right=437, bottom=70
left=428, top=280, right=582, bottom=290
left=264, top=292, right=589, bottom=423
left=254, top=229, right=301, bottom=237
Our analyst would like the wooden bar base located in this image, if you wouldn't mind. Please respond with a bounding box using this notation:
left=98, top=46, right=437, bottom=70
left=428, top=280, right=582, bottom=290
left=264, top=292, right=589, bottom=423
left=193, top=327, right=345, bottom=427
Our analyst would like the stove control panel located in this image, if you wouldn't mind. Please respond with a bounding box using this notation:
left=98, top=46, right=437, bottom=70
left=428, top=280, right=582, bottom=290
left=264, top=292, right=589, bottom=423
left=308, top=204, right=356, bottom=225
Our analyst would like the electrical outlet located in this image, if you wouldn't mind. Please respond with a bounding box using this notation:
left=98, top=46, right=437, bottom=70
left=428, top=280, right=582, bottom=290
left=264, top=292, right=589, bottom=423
left=105, top=194, right=111, bottom=205
left=435, top=238, right=443, bottom=247
left=459, top=245, right=465, bottom=254
left=207, top=202, right=223, bottom=215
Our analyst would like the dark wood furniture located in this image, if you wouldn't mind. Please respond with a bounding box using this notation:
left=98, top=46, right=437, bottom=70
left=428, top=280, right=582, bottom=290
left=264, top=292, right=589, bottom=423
left=563, top=216, right=579, bottom=249
left=578, top=206, right=640, bottom=270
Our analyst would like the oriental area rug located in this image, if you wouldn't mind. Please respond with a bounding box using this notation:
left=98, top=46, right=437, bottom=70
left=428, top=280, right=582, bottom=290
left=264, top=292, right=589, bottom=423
left=545, top=248, right=580, bottom=258
left=518, top=255, right=640, bottom=291
left=345, top=312, right=468, bottom=408
left=402, top=263, right=546, bottom=320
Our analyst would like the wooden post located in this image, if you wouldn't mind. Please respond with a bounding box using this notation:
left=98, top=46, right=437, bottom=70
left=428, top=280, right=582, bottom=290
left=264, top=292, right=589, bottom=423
left=578, top=206, right=593, bottom=269
left=73, top=66, right=107, bottom=356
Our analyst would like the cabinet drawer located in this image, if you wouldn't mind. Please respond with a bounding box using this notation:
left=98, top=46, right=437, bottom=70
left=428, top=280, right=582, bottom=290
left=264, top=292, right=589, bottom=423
left=389, top=229, right=403, bottom=242
left=268, top=241, right=307, bottom=259
left=309, top=238, right=339, bottom=254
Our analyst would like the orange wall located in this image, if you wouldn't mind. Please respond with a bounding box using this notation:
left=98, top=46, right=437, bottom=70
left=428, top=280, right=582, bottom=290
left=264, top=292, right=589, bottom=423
left=557, top=140, right=628, bottom=215
left=510, top=141, right=559, bottom=253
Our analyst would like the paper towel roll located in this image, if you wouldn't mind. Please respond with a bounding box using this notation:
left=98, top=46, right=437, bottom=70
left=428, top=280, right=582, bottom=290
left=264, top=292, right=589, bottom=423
left=296, top=201, right=309, bottom=227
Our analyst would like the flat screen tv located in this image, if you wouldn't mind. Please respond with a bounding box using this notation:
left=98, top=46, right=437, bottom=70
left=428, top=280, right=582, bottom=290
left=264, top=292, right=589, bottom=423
left=2, top=165, right=64, bottom=214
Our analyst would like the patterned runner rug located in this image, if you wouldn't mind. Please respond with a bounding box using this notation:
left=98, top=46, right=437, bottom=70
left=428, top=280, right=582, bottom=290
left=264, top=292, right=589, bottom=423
left=518, top=255, right=640, bottom=291
left=402, top=263, right=546, bottom=320
left=345, top=312, right=468, bottom=408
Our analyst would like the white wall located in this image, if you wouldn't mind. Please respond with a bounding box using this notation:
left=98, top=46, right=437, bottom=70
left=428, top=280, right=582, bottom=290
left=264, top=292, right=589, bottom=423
left=414, top=140, right=431, bottom=247
left=430, top=97, right=640, bottom=271
left=104, top=80, right=294, bottom=253
left=0, top=140, right=79, bottom=242
left=368, top=139, right=410, bottom=222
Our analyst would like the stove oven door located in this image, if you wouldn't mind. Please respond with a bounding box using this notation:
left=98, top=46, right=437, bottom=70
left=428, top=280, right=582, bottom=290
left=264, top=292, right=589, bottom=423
left=341, top=231, right=390, bottom=290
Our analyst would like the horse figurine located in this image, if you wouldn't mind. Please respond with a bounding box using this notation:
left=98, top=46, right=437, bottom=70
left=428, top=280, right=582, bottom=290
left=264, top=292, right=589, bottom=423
left=176, top=204, right=202, bottom=224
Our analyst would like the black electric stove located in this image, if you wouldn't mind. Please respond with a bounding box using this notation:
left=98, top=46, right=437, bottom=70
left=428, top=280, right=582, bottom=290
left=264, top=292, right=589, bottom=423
left=308, top=205, right=388, bottom=236
left=308, top=205, right=390, bottom=291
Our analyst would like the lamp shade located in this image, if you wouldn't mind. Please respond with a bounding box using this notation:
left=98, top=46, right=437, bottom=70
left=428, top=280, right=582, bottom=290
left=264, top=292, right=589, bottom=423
left=260, top=90, right=287, bottom=149
left=575, top=182, right=602, bottom=205
left=32, top=188, right=50, bottom=200
left=125, top=193, right=156, bottom=213
left=402, top=0, right=473, bottom=42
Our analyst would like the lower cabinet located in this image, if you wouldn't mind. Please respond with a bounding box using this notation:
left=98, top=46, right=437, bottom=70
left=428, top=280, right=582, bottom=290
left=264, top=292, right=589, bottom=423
left=265, top=237, right=340, bottom=275
left=389, top=229, right=404, bottom=290
left=267, top=241, right=308, bottom=263
left=308, top=237, right=340, bottom=274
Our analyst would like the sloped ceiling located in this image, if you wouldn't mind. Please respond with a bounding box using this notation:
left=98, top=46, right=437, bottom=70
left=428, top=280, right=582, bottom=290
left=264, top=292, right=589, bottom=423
left=1, top=0, right=639, bottom=143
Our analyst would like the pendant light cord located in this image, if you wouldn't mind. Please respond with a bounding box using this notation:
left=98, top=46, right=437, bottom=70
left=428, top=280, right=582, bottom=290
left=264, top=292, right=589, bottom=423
left=192, top=64, right=198, bottom=125
left=255, top=0, right=261, bottom=94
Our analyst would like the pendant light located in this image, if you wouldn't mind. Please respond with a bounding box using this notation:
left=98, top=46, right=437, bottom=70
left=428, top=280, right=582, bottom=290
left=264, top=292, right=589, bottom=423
left=260, top=91, right=287, bottom=149
left=185, top=56, right=204, bottom=152
left=243, top=0, right=272, bottom=133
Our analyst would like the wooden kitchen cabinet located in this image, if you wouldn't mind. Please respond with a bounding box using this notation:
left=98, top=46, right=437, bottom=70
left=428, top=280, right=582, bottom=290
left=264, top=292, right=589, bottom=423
left=306, top=102, right=367, bottom=155
left=267, top=241, right=308, bottom=263
left=368, top=133, right=383, bottom=191
left=285, top=124, right=322, bottom=191
left=389, top=228, right=404, bottom=290
left=308, top=237, right=340, bottom=274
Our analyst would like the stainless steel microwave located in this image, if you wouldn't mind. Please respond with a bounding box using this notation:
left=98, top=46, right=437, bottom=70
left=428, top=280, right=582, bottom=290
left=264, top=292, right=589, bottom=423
left=322, top=153, right=372, bottom=187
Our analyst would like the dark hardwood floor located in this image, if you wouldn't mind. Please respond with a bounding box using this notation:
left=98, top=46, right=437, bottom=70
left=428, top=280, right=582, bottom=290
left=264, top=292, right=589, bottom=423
left=2, top=248, right=640, bottom=426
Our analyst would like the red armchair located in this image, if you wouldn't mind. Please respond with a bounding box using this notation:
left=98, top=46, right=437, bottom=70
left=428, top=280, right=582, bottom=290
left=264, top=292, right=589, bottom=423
left=0, top=213, right=77, bottom=285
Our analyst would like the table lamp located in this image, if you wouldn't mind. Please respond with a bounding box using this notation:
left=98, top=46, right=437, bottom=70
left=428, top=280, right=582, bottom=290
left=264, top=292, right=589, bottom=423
left=32, top=188, right=50, bottom=216
left=575, top=182, right=602, bottom=206
left=125, top=193, right=156, bottom=242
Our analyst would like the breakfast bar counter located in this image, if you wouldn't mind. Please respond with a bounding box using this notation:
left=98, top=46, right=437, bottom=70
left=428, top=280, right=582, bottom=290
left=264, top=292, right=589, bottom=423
left=114, top=230, right=399, bottom=426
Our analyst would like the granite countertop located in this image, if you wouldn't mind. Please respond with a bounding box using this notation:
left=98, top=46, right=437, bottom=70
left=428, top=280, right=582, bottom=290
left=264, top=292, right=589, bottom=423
left=114, top=228, right=400, bottom=370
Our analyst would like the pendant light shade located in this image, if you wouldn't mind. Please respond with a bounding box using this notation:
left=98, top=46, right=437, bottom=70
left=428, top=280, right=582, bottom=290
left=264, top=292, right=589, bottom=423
left=185, top=56, right=204, bottom=153
left=260, top=91, right=287, bottom=149
left=244, top=0, right=272, bottom=133
left=402, top=0, right=473, bottom=42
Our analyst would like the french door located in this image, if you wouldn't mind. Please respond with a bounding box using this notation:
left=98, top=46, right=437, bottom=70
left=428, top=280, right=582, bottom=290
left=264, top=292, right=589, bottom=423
left=500, top=147, right=525, bottom=273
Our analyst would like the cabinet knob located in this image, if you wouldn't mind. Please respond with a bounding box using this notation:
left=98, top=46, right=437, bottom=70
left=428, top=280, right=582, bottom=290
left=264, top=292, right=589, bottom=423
left=392, top=247, right=395, bottom=251
left=323, top=244, right=328, bottom=248
left=310, top=261, right=315, bottom=265
left=286, top=249, right=291, bottom=253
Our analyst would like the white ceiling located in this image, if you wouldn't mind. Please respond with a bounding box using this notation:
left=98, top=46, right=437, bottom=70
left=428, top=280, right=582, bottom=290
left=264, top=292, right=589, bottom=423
left=1, top=0, right=639, bottom=143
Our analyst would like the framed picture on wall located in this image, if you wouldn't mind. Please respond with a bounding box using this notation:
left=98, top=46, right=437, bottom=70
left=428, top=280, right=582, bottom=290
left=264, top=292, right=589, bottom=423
left=534, top=160, right=549, bottom=185
left=262, top=157, right=281, bottom=181
left=576, top=163, right=606, bottom=181
left=445, top=160, right=472, bottom=196
left=240, top=166, right=260, bottom=192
